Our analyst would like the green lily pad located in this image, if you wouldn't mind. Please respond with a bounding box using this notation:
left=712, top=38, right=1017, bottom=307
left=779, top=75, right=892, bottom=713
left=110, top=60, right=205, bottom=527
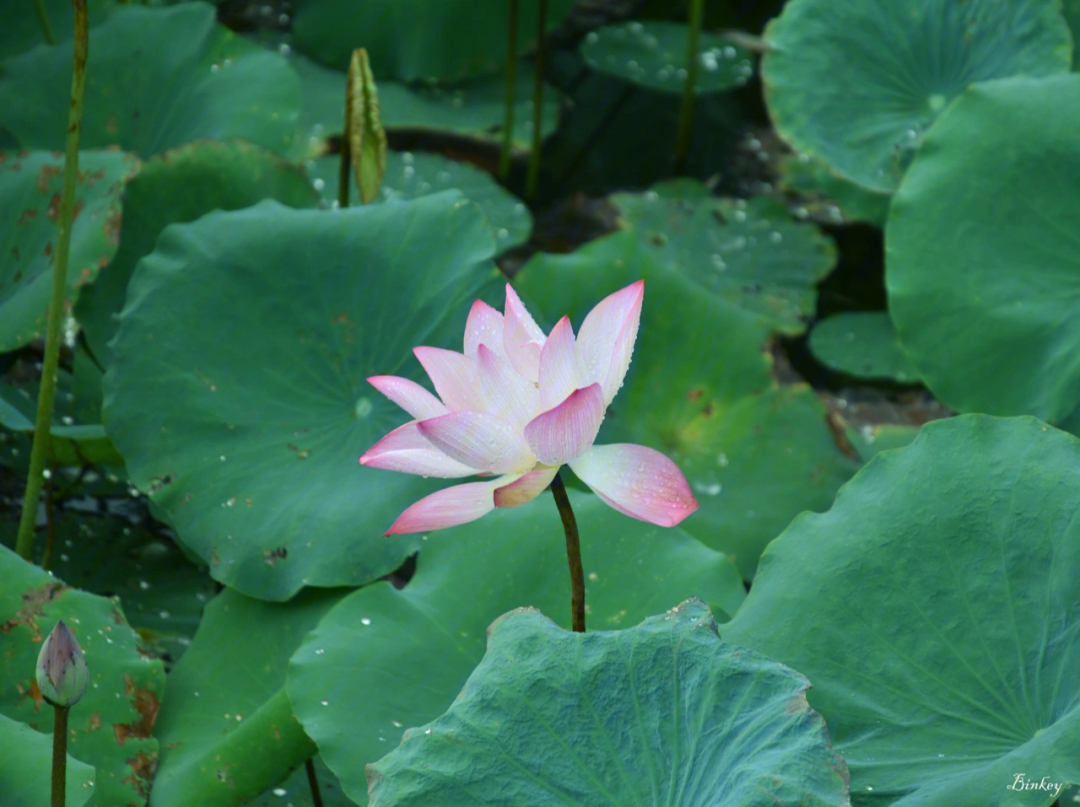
left=514, top=228, right=858, bottom=580
left=0, top=150, right=137, bottom=352
left=292, top=0, right=574, bottom=81
left=613, top=185, right=838, bottom=336
left=0, top=0, right=113, bottom=65
left=103, top=194, right=501, bottom=600
left=0, top=545, right=164, bottom=807
left=725, top=415, right=1080, bottom=806
left=810, top=311, right=920, bottom=383
left=151, top=587, right=346, bottom=807
left=776, top=151, right=891, bottom=227
left=0, top=3, right=300, bottom=157
left=581, top=20, right=753, bottom=94
left=762, top=0, right=1071, bottom=192
left=368, top=601, right=849, bottom=807
left=0, top=511, right=216, bottom=667
left=309, top=151, right=532, bottom=250
left=887, top=75, right=1080, bottom=423
left=0, top=712, right=95, bottom=807
left=287, top=490, right=746, bottom=805
left=75, top=140, right=318, bottom=367
left=290, top=53, right=559, bottom=161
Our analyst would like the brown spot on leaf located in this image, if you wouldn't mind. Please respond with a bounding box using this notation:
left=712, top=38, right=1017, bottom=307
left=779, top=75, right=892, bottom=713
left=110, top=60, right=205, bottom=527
left=264, top=547, right=288, bottom=566
left=113, top=675, right=160, bottom=745
left=121, top=751, right=157, bottom=799
left=46, top=193, right=62, bottom=222
left=1, top=581, right=65, bottom=638
left=36, top=164, right=61, bottom=193
left=86, top=713, right=102, bottom=732
left=701, top=403, right=715, bottom=417
left=71, top=199, right=84, bottom=223
left=687, top=388, right=704, bottom=402
left=43, top=242, right=52, bottom=256
left=18, top=208, right=38, bottom=225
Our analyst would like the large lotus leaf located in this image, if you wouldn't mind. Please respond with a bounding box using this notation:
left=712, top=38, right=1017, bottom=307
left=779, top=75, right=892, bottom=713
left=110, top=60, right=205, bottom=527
left=0, top=712, right=95, bottom=807
left=0, top=150, right=137, bottom=352
left=290, top=54, right=559, bottom=160
left=887, top=75, right=1080, bottom=422
left=292, top=0, right=574, bottom=81
left=368, top=601, right=849, bottom=807
left=309, top=151, right=531, bottom=250
left=613, top=185, right=837, bottom=336
left=0, top=545, right=164, bottom=807
left=725, top=415, right=1080, bottom=806
left=0, top=0, right=113, bottom=65
left=152, top=587, right=347, bottom=807
left=0, top=3, right=300, bottom=158
left=762, top=0, right=1071, bottom=192
left=581, top=20, right=753, bottom=94
left=0, top=510, right=215, bottom=667
left=75, top=140, right=318, bottom=366
left=514, top=229, right=857, bottom=579
left=287, top=489, right=746, bottom=805
left=809, top=311, right=919, bottom=383
left=103, top=194, right=502, bottom=600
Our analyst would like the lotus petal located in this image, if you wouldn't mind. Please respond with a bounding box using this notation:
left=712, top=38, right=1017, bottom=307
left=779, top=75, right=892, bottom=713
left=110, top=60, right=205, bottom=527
left=359, top=422, right=481, bottom=478
left=418, top=410, right=535, bottom=474
left=524, top=383, right=605, bottom=466
left=367, top=375, right=448, bottom=420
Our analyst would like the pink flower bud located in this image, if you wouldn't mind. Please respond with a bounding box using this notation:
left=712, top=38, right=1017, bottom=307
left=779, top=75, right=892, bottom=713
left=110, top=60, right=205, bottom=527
left=36, top=620, right=88, bottom=708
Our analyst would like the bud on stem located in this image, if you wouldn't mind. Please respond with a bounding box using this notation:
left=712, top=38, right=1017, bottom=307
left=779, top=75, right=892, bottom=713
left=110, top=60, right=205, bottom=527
left=37, top=620, right=89, bottom=708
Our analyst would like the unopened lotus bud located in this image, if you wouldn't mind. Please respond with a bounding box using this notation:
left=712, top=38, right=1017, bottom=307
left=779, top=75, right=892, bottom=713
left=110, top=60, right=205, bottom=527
left=36, top=620, right=88, bottom=708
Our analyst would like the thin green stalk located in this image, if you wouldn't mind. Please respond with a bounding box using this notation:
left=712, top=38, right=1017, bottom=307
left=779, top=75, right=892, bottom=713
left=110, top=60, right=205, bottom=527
left=674, top=0, right=705, bottom=174
left=33, top=0, right=57, bottom=46
left=15, top=0, right=89, bottom=562
left=525, top=0, right=548, bottom=201
left=305, top=757, right=324, bottom=807
left=338, top=123, right=351, bottom=209
left=549, top=472, right=585, bottom=632
left=499, top=0, right=520, bottom=181
left=51, top=705, right=70, bottom=807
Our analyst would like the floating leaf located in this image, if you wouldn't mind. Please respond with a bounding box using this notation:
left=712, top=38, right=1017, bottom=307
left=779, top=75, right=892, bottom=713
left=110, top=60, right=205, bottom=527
left=809, top=311, right=919, bottom=383
left=309, top=151, right=532, bottom=250
left=0, top=3, right=300, bottom=157
left=104, top=194, right=501, bottom=600
left=0, top=712, right=95, bottom=807
left=0, top=545, right=164, bottom=807
left=292, top=0, right=574, bottom=81
left=581, top=20, right=753, bottom=94
left=288, top=490, right=746, bottom=805
left=75, top=139, right=318, bottom=367
left=887, top=75, right=1080, bottom=422
left=346, top=49, right=387, bottom=205
left=725, top=415, right=1080, bottom=806
left=368, top=601, right=849, bottom=807
left=613, top=184, right=837, bottom=336
left=514, top=226, right=858, bottom=579
left=762, top=0, right=1071, bottom=191
left=0, top=150, right=137, bottom=352
left=151, top=588, right=345, bottom=807
left=776, top=151, right=891, bottom=226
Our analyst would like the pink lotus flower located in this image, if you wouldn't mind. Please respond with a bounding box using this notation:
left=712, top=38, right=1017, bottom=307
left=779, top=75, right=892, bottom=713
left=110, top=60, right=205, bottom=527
left=360, top=281, right=699, bottom=535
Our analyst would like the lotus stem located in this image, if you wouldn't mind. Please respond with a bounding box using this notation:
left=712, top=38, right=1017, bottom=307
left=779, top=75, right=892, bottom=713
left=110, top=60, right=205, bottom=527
left=15, top=0, right=88, bottom=562
left=51, top=705, right=70, bottom=807
left=674, top=0, right=705, bottom=174
left=550, top=472, right=585, bottom=632
left=338, top=102, right=351, bottom=208
left=33, top=0, right=57, bottom=46
left=304, top=758, right=324, bottom=807
left=525, top=0, right=548, bottom=201
left=500, top=0, right=520, bottom=182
